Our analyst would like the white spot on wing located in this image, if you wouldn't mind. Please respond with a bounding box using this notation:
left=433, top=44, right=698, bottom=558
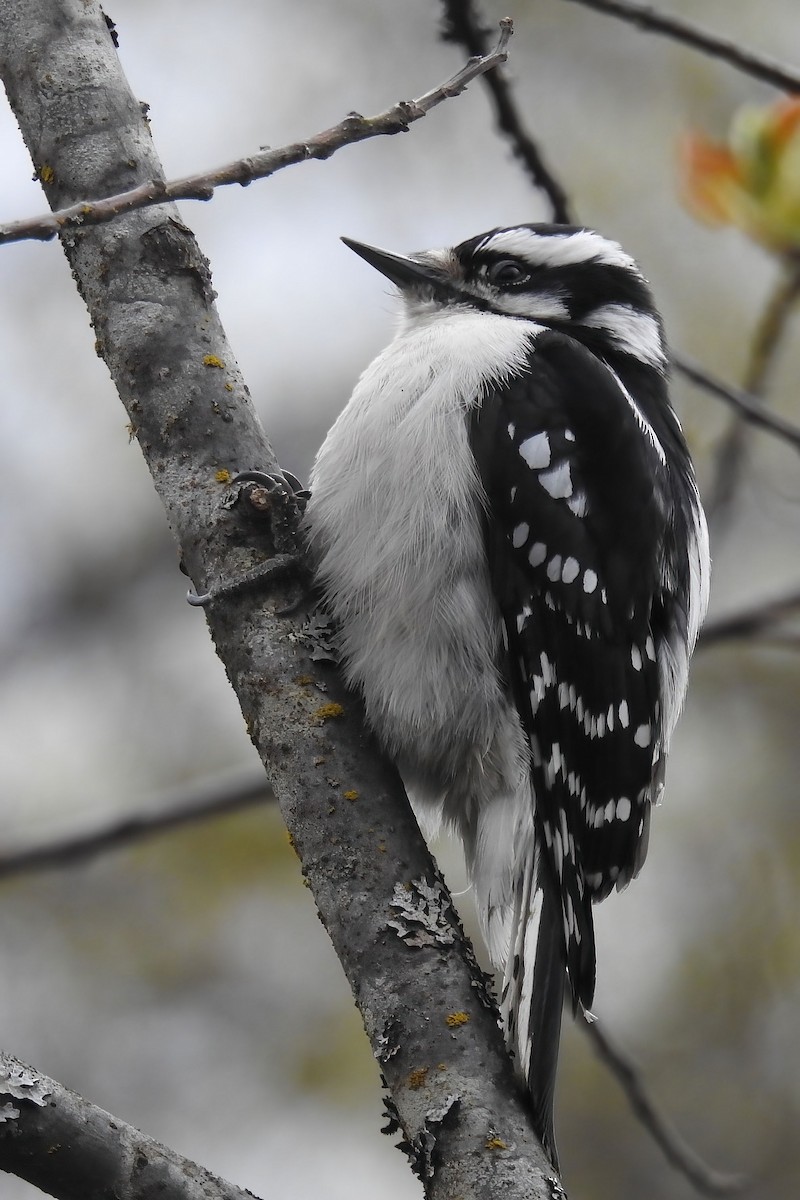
left=583, top=569, right=598, bottom=594
left=546, top=555, right=562, bottom=582
left=634, top=723, right=652, bottom=747
left=529, top=541, right=547, bottom=567
left=538, top=461, right=573, bottom=499
left=616, top=796, right=632, bottom=821
left=518, top=431, right=551, bottom=469
left=618, top=700, right=630, bottom=728
left=631, top=644, right=643, bottom=671
left=561, top=556, right=580, bottom=583
left=512, top=522, right=529, bottom=549
left=567, top=490, right=588, bottom=517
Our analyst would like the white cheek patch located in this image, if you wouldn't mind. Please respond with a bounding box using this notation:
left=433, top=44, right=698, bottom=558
left=494, top=291, right=570, bottom=321
left=580, top=303, right=666, bottom=370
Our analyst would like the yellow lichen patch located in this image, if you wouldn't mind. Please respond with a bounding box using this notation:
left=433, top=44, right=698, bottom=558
left=407, top=1067, right=429, bottom=1090
left=39, top=164, right=55, bottom=184
left=485, top=1136, right=508, bottom=1152
left=445, top=1011, right=470, bottom=1028
left=343, top=790, right=359, bottom=802
left=203, top=354, right=225, bottom=369
left=224, top=382, right=234, bottom=392
left=215, top=468, right=231, bottom=484
left=294, top=674, right=315, bottom=686
left=313, top=702, right=344, bottom=723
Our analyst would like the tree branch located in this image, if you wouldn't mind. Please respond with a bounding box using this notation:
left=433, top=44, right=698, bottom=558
left=560, top=0, right=800, bottom=92
left=0, top=1051, right=260, bottom=1200
left=673, top=353, right=800, bottom=457
left=0, top=3, right=558, bottom=1197
left=582, top=1020, right=746, bottom=1196
left=703, top=263, right=800, bottom=522
left=0, top=18, right=512, bottom=247
left=439, top=0, right=572, bottom=222
left=697, top=587, right=800, bottom=648
left=0, top=767, right=269, bottom=879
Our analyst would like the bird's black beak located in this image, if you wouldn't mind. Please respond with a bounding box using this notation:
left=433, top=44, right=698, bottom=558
left=341, top=237, right=443, bottom=291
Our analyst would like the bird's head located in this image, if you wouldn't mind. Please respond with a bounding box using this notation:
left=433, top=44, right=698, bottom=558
left=342, top=223, right=667, bottom=375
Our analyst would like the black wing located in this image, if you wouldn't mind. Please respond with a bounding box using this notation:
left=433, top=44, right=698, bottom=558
left=471, top=329, right=672, bottom=1008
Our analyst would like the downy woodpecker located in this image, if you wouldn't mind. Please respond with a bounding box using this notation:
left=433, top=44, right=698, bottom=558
left=305, top=224, right=710, bottom=1162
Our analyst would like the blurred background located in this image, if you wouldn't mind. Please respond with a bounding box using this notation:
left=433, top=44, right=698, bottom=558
left=1, top=1, right=799, bottom=1197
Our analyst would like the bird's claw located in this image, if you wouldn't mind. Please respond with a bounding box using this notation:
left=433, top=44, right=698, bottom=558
left=185, top=465, right=310, bottom=609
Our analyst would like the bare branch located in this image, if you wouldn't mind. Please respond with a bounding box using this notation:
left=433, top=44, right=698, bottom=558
left=698, top=587, right=800, bottom=648
left=673, top=353, right=800, bottom=457
left=0, top=1051, right=260, bottom=1200
left=703, top=264, right=800, bottom=522
left=0, top=3, right=559, bottom=1196
left=583, top=1018, right=747, bottom=1196
left=560, top=0, right=800, bottom=92
left=0, top=767, right=269, bottom=879
left=0, top=19, right=512, bottom=247
left=439, top=0, right=572, bottom=222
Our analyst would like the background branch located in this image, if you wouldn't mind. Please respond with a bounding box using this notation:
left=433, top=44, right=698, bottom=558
left=0, top=1051, right=261, bottom=1200
left=0, top=19, right=511, bottom=247
left=705, top=263, right=800, bottom=521
left=0, top=766, right=269, bottom=879
left=0, top=3, right=557, bottom=1197
left=674, top=353, right=800, bottom=457
left=560, top=0, right=800, bottom=91
left=697, top=586, right=800, bottom=648
left=582, top=1021, right=746, bottom=1196
left=439, top=0, right=572, bottom=222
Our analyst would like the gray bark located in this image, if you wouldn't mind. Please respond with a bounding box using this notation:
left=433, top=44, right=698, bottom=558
left=0, top=2, right=561, bottom=1197
left=0, top=1051, right=259, bottom=1200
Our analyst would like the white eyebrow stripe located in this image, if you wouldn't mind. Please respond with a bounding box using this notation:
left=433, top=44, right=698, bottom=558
left=477, top=227, right=638, bottom=271
left=581, top=303, right=666, bottom=369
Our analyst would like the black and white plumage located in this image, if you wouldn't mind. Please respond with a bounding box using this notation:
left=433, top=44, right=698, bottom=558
left=306, top=223, right=710, bottom=1163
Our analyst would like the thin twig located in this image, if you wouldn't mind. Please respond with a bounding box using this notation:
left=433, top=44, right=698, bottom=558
left=0, top=768, right=269, bottom=879
left=0, top=20, right=513, bottom=247
left=439, top=1, right=571, bottom=222
left=560, top=0, right=800, bottom=92
left=697, top=587, right=800, bottom=648
left=705, top=264, right=800, bottom=521
left=673, top=353, right=800, bottom=457
left=582, top=1017, right=747, bottom=1196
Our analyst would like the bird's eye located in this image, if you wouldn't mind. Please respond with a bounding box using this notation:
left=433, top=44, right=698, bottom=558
left=487, top=259, right=529, bottom=286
